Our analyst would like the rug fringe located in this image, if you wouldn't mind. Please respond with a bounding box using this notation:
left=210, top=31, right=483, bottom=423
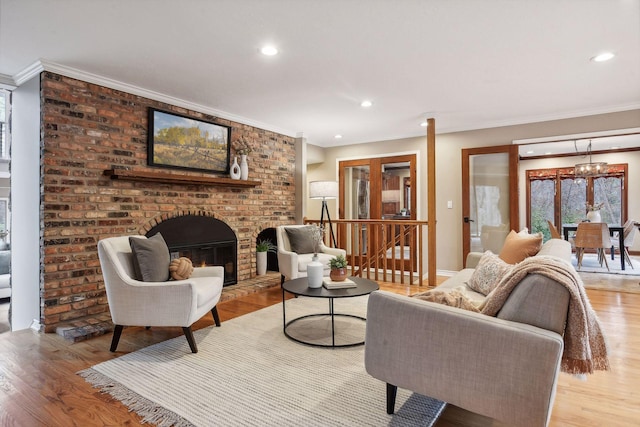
left=78, top=368, right=194, bottom=427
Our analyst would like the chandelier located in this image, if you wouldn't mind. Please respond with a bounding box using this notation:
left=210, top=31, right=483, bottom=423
left=574, top=140, right=607, bottom=178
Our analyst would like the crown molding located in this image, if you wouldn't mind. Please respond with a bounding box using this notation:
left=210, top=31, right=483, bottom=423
left=12, top=59, right=298, bottom=138
left=0, top=73, right=17, bottom=90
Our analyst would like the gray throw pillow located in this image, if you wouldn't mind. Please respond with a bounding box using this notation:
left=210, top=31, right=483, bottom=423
left=285, top=226, right=316, bottom=254
left=129, top=233, right=170, bottom=282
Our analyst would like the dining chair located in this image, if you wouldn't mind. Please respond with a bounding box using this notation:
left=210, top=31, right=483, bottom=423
left=574, top=222, right=612, bottom=271
left=546, top=220, right=562, bottom=239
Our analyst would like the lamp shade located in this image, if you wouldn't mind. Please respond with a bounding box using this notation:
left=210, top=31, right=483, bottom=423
left=309, top=181, right=338, bottom=199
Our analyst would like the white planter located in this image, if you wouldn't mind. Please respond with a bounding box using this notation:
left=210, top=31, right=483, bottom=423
left=256, top=251, right=267, bottom=275
left=306, top=259, right=324, bottom=288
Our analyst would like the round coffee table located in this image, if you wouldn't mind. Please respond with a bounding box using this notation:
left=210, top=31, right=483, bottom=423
left=281, top=276, right=379, bottom=348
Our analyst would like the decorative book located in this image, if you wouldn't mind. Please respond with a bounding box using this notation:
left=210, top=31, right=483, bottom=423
left=323, top=278, right=357, bottom=289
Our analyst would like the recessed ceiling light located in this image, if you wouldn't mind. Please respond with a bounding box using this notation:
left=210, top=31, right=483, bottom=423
left=591, top=52, right=615, bottom=62
left=610, top=146, right=620, bottom=149
left=420, top=121, right=428, bottom=127
left=526, top=150, right=534, bottom=154
left=545, top=152, right=552, bottom=155
left=260, top=46, right=279, bottom=56
left=360, top=100, right=373, bottom=108
left=334, top=134, right=343, bottom=139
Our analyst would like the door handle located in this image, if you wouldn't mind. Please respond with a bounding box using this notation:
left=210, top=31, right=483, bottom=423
left=463, top=217, right=475, bottom=223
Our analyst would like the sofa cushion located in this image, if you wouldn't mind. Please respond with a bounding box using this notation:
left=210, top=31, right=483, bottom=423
left=285, top=226, right=317, bottom=254
left=499, top=229, right=543, bottom=264
left=467, top=251, right=512, bottom=296
left=537, top=238, right=572, bottom=263
left=432, top=268, right=487, bottom=306
left=129, top=233, right=170, bottom=282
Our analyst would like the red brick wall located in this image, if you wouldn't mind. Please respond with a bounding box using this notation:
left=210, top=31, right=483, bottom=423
left=40, top=72, right=296, bottom=333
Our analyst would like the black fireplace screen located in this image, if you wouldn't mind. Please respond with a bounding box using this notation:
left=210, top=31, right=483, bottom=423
left=147, top=215, right=237, bottom=286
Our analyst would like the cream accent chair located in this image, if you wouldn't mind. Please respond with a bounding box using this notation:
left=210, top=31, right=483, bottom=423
left=276, top=225, right=346, bottom=284
left=97, top=236, right=224, bottom=353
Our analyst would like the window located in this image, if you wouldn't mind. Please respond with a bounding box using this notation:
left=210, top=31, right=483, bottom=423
left=526, top=165, right=627, bottom=240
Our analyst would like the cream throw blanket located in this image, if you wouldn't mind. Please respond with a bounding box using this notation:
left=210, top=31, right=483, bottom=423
left=415, top=256, right=609, bottom=375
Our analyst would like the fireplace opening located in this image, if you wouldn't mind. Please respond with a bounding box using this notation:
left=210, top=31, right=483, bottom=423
left=256, top=227, right=279, bottom=272
left=147, top=215, right=237, bottom=286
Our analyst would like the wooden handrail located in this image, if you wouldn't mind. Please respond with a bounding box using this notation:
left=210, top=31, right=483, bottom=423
left=304, top=218, right=429, bottom=286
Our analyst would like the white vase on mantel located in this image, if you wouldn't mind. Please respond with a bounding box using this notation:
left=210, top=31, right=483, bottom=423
left=586, top=210, right=602, bottom=223
left=240, top=154, right=248, bottom=180
left=230, top=157, right=241, bottom=180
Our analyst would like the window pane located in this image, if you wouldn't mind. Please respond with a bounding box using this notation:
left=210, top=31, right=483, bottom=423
left=561, top=178, right=586, bottom=227
left=594, top=177, right=622, bottom=225
left=530, top=179, right=555, bottom=240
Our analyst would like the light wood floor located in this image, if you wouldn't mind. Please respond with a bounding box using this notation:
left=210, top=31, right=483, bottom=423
left=0, top=274, right=639, bottom=426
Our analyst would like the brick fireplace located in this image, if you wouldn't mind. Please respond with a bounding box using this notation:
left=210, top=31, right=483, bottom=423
left=40, top=71, right=296, bottom=333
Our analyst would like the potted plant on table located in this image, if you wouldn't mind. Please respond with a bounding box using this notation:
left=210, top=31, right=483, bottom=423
left=329, top=254, right=349, bottom=282
left=256, top=239, right=276, bottom=276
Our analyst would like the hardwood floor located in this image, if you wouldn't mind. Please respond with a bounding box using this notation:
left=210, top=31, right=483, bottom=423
left=0, top=275, right=638, bottom=426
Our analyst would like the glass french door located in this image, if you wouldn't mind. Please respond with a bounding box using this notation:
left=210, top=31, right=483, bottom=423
left=462, top=145, right=519, bottom=264
left=338, top=154, right=417, bottom=265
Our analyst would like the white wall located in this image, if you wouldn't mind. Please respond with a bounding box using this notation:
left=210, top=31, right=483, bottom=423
left=10, top=76, right=41, bottom=331
left=306, top=110, right=640, bottom=272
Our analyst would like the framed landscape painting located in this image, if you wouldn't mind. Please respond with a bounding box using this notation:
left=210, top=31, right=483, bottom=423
left=148, top=108, right=231, bottom=173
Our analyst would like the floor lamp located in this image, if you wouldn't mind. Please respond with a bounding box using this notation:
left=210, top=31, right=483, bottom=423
left=309, top=180, right=338, bottom=247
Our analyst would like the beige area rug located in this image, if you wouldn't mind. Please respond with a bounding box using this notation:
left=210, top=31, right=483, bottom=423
left=79, top=296, right=445, bottom=426
left=573, top=253, right=640, bottom=276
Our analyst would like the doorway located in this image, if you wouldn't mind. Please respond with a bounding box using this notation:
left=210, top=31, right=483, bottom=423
left=461, top=145, right=519, bottom=265
left=338, top=154, right=417, bottom=267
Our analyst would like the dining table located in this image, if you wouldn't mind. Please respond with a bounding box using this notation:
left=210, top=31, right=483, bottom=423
left=563, top=223, right=625, bottom=270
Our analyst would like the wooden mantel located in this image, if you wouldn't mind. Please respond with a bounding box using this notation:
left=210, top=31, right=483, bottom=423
left=103, top=169, right=261, bottom=188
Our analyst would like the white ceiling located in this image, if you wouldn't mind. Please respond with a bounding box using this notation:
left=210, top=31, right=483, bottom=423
left=1, top=0, right=639, bottom=147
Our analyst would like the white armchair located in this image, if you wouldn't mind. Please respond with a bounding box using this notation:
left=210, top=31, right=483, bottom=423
left=97, top=235, right=224, bottom=353
left=276, top=225, right=346, bottom=283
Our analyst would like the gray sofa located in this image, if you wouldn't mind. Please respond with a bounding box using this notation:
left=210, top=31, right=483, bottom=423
left=0, top=250, right=10, bottom=299
left=364, top=239, right=573, bottom=427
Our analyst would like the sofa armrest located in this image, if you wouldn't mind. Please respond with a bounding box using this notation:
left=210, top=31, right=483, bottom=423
left=364, top=291, right=563, bottom=427
left=319, top=243, right=346, bottom=257
left=277, top=247, right=299, bottom=280
left=465, top=251, right=483, bottom=268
